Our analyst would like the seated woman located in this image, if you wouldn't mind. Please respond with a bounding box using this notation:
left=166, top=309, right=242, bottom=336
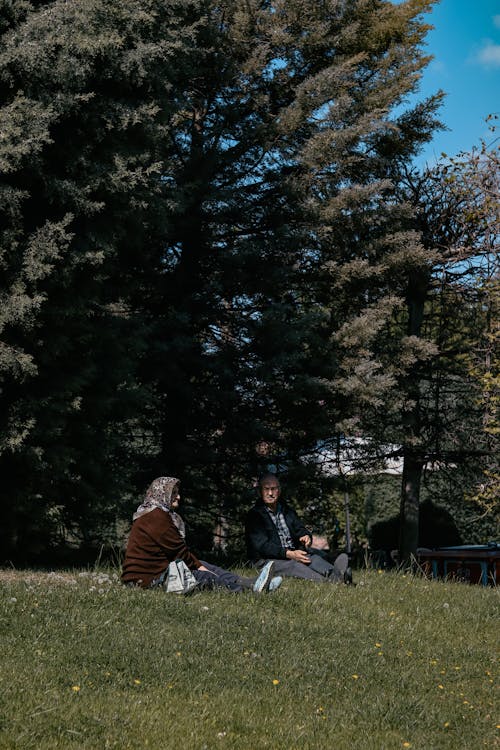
left=122, top=476, right=281, bottom=593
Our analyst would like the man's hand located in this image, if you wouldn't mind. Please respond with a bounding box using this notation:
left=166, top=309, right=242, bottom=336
left=286, top=549, right=311, bottom=564
left=299, top=534, right=312, bottom=548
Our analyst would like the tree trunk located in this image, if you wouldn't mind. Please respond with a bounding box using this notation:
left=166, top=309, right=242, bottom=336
left=399, top=452, right=423, bottom=565
left=398, top=269, right=428, bottom=564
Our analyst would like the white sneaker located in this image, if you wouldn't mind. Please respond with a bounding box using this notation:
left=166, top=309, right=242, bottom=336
left=268, top=576, right=282, bottom=592
left=253, top=561, right=275, bottom=593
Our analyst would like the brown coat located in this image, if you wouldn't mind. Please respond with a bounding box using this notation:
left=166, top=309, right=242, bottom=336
left=121, top=508, right=201, bottom=588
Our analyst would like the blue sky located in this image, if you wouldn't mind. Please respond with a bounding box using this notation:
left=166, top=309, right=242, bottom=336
left=404, top=0, right=500, bottom=166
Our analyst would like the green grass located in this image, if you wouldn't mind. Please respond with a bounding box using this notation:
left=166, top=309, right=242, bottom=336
left=0, top=568, right=498, bottom=750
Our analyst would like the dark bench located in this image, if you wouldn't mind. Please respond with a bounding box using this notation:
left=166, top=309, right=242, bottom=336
left=417, top=543, right=500, bottom=586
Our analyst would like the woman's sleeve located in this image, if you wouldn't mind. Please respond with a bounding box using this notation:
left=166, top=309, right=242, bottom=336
left=156, top=512, right=201, bottom=569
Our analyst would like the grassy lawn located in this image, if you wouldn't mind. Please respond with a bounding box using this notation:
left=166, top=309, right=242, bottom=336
left=0, top=567, right=498, bottom=750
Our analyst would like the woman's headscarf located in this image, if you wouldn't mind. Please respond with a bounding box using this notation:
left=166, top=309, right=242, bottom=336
left=133, top=476, right=186, bottom=537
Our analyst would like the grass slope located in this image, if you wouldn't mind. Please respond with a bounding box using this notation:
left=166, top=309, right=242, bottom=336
left=0, top=568, right=498, bottom=750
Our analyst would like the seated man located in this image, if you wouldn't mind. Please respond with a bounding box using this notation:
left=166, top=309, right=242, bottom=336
left=245, top=472, right=353, bottom=584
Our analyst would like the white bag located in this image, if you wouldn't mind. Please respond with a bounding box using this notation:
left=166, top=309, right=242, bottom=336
left=164, top=559, right=199, bottom=594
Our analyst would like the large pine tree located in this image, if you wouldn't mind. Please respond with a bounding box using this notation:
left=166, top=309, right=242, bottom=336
left=0, top=0, right=205, bottom=559
left=139, top=0, right=440, bottom=517
left=1, top=0, right=441, bottom=560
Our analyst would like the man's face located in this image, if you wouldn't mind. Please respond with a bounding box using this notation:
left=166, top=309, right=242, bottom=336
left=260, top=478, right=280, bottom=509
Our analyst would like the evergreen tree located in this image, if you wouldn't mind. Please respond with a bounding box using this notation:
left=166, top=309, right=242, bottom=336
left=138, top=0, right=440, bottom=518
left=332, top=129, right=499, bottom=563
left=0, top=0, right=442, bottom=560
left=0, top=0, right=203, bottom=559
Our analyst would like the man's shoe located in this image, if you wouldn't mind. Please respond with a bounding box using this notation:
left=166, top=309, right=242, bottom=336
left=253, top=561, right=275, bottom=593
left=332, top=552, right=349, bottom=578
left=344, top=566, right=355, bottom=586
left=268, top=575, right=282, bottom=592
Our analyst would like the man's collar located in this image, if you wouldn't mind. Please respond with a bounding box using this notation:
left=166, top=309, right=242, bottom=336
left=264, top=502, right=281, bottom=515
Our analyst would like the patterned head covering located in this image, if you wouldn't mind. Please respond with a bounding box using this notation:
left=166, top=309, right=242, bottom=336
left=133, top=476, right=185, bottom=537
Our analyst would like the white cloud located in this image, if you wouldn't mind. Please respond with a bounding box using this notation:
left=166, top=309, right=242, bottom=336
left=476, top=42, right=500, bottom=68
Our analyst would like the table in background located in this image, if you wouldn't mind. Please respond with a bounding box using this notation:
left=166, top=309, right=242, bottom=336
left=417, top=544, right=500, bottom=586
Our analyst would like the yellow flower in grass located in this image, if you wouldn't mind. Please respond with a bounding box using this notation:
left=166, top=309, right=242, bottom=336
left=438, top=684, right=444, bottom=690
left=272, top=679, right=280, bottom=685
left=375, top=642, right=382, bottom=648
left=444, top=722, right=450, bottom=728
left=71, top=686, right=81, bottom=692
left=403, top=743, right=411, bottom=748
left=134, top=679, right=141, bottom=685
left=352, top=674, right=359, bottom=680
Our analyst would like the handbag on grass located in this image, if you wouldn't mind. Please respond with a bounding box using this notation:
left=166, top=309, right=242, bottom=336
left=164, top=559, right=199, bottom=594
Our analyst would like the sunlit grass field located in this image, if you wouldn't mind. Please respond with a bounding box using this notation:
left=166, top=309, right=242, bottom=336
left=0, top=567, right=498, bottom=750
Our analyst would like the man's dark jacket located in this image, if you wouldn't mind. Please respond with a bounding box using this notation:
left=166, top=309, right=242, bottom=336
left=245, top=501, right=312, bottom=561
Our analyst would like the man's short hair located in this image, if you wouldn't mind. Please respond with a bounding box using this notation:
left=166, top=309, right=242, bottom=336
left=258, top=472, right=280, bottom=488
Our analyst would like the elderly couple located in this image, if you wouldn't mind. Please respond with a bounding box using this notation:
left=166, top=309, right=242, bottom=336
left=122, top=473, right=353, bottom=594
